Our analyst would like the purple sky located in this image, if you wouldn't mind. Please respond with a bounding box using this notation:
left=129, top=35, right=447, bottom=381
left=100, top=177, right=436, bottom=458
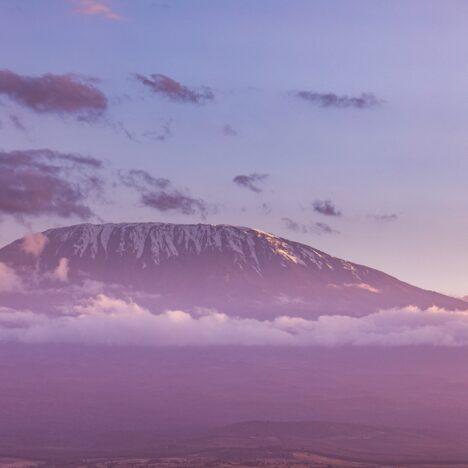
left=0, top=0, right=467, bottom=296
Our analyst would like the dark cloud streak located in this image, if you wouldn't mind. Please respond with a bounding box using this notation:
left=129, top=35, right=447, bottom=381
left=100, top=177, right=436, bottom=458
left=295, top=91, right=382, bottom=109
left=313, top=200, right=342, bottom=217
left=369, top=213, right=398, bottom=222
left=120, top=169, right=207, bottom=217
left=233, top=173, right=268, bottom=193
left=0, top=69, right=107, bottom=120
left=0, top=149, right=103, bottom=220
left=136, top=74, right=214, bottom=104
left=282, top=217, right=338, bottom=235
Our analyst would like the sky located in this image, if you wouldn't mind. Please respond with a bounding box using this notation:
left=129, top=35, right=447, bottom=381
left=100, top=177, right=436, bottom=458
left=0, top=0, right=467, bottom=297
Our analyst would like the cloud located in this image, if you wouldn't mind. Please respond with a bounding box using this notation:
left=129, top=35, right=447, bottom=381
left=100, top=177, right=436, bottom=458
left=328, top=282, right=380, bottom=294
left=136, top=74, right=214, bottom=104
left=53, top=258, right=70, bottom=282
left=314, top=222, right=338, bottom=235
left=369, top=213, right=398, bottom=222
left=0, top=69, right=107, bottom=120
left=260, top=203, right=272, bottom=215
left=282, top=218, right=338, bottom=235
left=2, top=296, right=468, bottom=347
left=22, top=232, right=48, bottom=257
left=120, top=169, right=169, bottom=191
left=282, top=217, right=309, bottom=234
left=0, top=149, right=103, bottom=220
left=142, top=120, right=172, bottom=142
left=313, top=199, right=342, bottom=217
left=73, top=0, right=122, bottom=21
left=113, top=121, right=139, bottom=142
left=9, top=113, right=26, bottom=132
left=0, top=262, right=22, bottom=292
left=120, top=169, right=207, bottom=217
left=294, top=91, right=382, bottom=109
left=141, top=192, right=207, bottom=216
left=233, top=173, right=268, bottom=193
left=223, top=124, right=237, bottom=136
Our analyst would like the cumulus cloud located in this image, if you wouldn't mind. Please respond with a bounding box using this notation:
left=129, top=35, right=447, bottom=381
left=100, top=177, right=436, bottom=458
left=0, top=69, right=107, bottom=120
left=22, top=232, right=48, bottom=257
left=0, top=149, right=103, bottom=220
left=73, top=0, right=122, bottom=21
left=136, top=74, right=214, bottom=104
left=1, top=296, right=468, bottom=347
left=120, top=169, right=207, bottom=217
left=53, top=258, right=70, bottom=282
left=0, top=262, right=22, bottom=292
left=233, top=173, right=268, bottom=193
left=294, top=91, right=382, bottom=109
left=313, top=199, right=342, bottom=217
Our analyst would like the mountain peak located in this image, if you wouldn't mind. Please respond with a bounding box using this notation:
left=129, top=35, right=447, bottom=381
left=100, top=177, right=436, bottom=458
left=0, top=222, right=466, bottom=318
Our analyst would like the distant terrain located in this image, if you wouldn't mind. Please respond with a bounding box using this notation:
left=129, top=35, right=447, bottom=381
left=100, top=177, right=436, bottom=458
left=2, top=345, right=468, bottom=466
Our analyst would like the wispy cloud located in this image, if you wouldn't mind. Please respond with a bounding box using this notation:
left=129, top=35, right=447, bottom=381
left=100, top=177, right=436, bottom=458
left=223, top=124, right=237, bottom=136
left=120, top=169, right=207, bottom=217
left=233, top=173, right=268, bottom=193
left=369, top=213, right=398, bottom=222
left=282, top=217, right=338, bottom=235
left=294, top=91, right=382, bottom=109
left=73, top=0, right=122, bottom=21
left=136, top=74, right=214, bottom=104
left=314, top=222, right=338, bottom=235
left=9, top=113, right=26, bottom=132
left=142, top=120, right=172, bottom=142
left=282, top=217, right=309, bottom=234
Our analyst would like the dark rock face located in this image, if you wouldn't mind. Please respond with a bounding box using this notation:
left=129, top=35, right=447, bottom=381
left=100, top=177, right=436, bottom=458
left=0, top=222, right=465, bottom=317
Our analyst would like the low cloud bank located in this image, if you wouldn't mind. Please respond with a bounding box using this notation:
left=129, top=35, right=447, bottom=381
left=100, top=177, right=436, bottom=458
left=1, top=295, right=468, bottom=346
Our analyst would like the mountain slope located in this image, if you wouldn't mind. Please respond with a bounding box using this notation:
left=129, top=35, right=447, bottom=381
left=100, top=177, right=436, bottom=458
left=0, top=222, right=465, bottom=317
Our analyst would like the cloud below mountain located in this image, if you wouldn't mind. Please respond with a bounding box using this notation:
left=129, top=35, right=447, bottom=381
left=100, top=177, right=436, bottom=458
left=1, top=295, right=467, bottom=347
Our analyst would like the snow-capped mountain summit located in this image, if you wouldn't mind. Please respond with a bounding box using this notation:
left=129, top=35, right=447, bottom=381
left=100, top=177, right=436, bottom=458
left=38, top=222, right=359, bottom=273
left=0, top=222, right=465, bottom=318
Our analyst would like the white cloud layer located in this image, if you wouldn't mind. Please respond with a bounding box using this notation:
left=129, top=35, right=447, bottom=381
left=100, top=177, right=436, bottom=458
left=0, top=262, right=22, bottom=292
left=1, top=295, right=468, bottom=346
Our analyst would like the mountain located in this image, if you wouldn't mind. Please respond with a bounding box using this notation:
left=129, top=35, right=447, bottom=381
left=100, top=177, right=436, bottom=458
left=0, top=222, right=465, bottom=317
